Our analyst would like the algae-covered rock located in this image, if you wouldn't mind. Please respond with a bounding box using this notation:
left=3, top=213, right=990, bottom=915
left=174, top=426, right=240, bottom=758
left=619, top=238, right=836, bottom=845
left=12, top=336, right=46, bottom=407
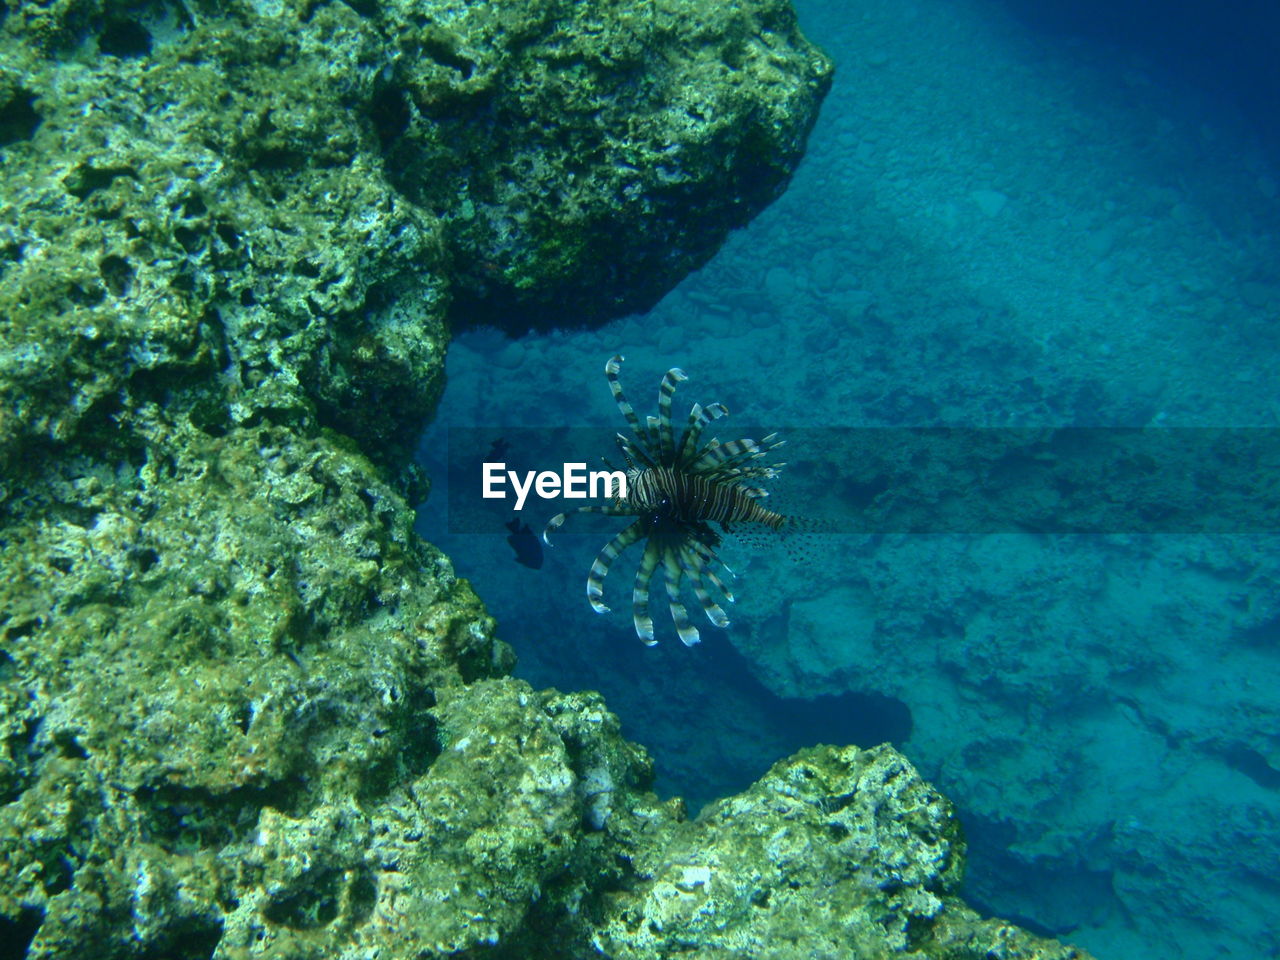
left=0, top=418, right=508, bottom=794
left=389, top=0, right=835, bottom=330
left=0, top=418, right=510, bottom=957
left=213, top=680, right=653, bottom=959
left=0, top=0, right=450, bottom=472
left=590, top=743, right=1091, bottom=960
left=0, top=0, right=830, bottom=476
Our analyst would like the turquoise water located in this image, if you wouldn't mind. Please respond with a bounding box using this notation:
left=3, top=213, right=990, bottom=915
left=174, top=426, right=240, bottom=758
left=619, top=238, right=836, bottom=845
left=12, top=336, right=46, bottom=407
left=417, top=1, right=1280, bottom=957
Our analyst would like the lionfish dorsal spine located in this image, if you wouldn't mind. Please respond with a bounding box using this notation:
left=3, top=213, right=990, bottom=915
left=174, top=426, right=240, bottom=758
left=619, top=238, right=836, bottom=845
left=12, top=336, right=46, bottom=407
left=606, top=354, right=647, bottom=443
left=678, top=401, right=727, bottom=463
left=657, top=368, right=686, bottom=462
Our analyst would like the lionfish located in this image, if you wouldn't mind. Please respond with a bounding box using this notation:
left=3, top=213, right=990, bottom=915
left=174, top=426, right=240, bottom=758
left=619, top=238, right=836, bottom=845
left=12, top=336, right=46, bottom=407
left=543, top=355, right=788, bottom=646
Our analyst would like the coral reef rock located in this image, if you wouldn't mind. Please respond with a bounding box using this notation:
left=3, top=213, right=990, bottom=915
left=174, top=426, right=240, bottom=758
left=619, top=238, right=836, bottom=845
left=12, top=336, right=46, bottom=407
left=0, top=0, right=832, bottom=487
left=589, top=743, right=1093, bottom=960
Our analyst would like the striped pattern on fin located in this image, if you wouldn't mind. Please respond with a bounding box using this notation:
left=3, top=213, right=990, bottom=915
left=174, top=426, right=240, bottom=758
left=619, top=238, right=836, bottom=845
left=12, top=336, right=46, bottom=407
left=705, top=566, right=734, bottom=604
left=615, top=432, right=656, bottom=470
left=697, top=434, right=784, bottom=478
left=657, top=368, right=686, bottom=462
left=678, top=401, right=727, bottom=463
left=587, top=521, right=645, bottom=613
left=683, top=537, right=734, bottom=602
left=645, top=415, right=660, bottom=449
left=605, top=355, right=646, bottom=441
left=632, top=539, right=662, bottom=645
left=543, top=512, right=568, bottom=545
left=663, top=550, right=699, bottom=645
left=686, top=538, right=735, bottom=603
left=719, top=436, right=786, bottom=479
left=543, top=503, right=641, bottom=546
left=692, top=437, right=759, bottom=473
left=681, top=545, right=729, bottom=628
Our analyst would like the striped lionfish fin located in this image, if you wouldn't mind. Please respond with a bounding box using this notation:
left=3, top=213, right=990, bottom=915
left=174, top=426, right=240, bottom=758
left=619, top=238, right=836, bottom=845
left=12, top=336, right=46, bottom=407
left=698, top=433, right=785, bottom=477
left=587, top=520, right=645, bottom=613
left=680, top=545, right=729, bottom=628
left=691, top=437, right=759, bottom=472
left=687, top=537, right=735, bottom=603
left=615, top=432, right=656, bottom=470
left=663, top=549, right=699, bottom=646
left=632, top=539, right=663, bottom=645
left=606, top=355, right=649, bottom=447
left=677, top=401, right=728, bottom=464
left=657, top=367, right=686, bottom=463
left=542, top=503, right=637, bottom=546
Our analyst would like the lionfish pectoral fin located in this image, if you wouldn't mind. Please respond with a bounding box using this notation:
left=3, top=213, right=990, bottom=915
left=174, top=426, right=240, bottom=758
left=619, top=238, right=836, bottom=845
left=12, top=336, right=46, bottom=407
left=632, top=540, right=662, bottom=645
left=588, top=521, right=645, bottom=615
left=587, top=573, right=611, bottom=613
left=633, top=603, right=657, bottom=645
left=705, top=567, right=734, bottom=604
left=705, top=601, right=730, bottom=628
left=663, top=551, right=699, bottom=646
left=680, top=546, right=730, bottom=629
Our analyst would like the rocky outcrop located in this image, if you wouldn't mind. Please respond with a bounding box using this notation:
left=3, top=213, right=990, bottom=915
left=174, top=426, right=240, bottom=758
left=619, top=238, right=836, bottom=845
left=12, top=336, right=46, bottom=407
left=0, top=0, right=832, bottom=479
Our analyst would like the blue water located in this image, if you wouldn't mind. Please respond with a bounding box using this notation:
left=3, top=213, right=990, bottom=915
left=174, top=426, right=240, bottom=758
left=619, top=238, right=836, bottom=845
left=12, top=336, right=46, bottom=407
left=416, top=1, right=1280, bottom=957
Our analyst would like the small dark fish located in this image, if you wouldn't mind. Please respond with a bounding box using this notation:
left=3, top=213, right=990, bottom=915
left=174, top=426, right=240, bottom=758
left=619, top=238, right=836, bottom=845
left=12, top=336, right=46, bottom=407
left=505, top=517, right=544, bottom=569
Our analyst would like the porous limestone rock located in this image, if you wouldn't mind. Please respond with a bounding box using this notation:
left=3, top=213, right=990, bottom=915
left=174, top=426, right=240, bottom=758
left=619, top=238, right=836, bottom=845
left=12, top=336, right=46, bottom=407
left=0, top=0, right=831, bottom=477
left=589, top=743, right=1092, bottom=960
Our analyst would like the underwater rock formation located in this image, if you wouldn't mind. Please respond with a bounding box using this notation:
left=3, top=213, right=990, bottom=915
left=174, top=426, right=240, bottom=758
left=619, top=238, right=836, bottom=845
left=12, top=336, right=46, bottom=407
left=0, top=0, right=1092, bottom=957
left=1, top=0, right=454, bottom=474
left=0, top=0, right=832, bottom=488
left=0, top=421, right=513, bottom=957
left=417, top=0, right=835, bottom=331
left=587, top=743, right=1091, bottom=960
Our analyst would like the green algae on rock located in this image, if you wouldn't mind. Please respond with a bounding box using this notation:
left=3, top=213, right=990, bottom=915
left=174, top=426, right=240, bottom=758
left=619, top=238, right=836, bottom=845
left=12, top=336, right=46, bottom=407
left=0, top=0, right=451, bottom=473
left=587, top=743, right=1092, bottom=960
left=0, top=0, right=830, bottom=479
left=0, top=421, right=515, bottom=957
left=215, top=681, right=646, bottom=958
left=391, top=0, right=835, bottom=331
